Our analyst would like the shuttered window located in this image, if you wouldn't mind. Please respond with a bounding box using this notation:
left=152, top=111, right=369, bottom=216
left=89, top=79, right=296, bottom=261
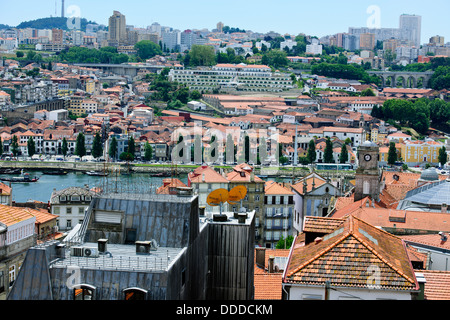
left=94, top=210, right=122, bottom=224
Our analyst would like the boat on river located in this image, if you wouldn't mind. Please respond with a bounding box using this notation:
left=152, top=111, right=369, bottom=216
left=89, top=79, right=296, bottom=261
left=0, top=171, right=39, bottom=183
left=43, top=169, right=69, bottom=175
left=85, top=171, right=109, bottom=177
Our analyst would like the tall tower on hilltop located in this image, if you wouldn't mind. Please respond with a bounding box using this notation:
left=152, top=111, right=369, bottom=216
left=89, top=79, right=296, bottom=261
left=61, top=0, right=65, bottom=18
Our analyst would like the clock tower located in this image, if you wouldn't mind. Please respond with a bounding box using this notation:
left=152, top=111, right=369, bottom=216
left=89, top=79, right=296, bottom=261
left=354, top=141, right=381, bottom=202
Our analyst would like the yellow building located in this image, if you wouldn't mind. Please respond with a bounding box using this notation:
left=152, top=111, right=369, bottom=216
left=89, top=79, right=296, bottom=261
left=400, top=139, right=444, bottom=166
left=67, top=96, right=85, bottom=117
left=85, top=79, right=96, bottom=95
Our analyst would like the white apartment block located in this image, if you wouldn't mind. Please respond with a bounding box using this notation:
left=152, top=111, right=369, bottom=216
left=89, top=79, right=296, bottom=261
left=168, top=63, right=294, bottom=93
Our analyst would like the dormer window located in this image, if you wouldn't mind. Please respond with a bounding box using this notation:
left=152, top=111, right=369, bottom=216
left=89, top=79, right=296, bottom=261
left=59, top=196, right=67, bottom=202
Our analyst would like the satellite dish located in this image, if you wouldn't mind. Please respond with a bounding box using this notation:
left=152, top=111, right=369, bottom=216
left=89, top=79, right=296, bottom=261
left=206, top=189, right=229, bottom=207
left=227, top=185, right=247, bottom=205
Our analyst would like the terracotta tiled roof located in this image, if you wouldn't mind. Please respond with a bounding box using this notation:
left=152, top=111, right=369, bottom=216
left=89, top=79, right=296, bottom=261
left=284, top=215, right=418, bottom=291
left=419, top=270, right=450, bottom=300
left=401, top=234, right=450, bottom=251
left=265, top=181, right=293, bottom=195
left=254, top=274, right=283, bottom=300
left=302, top=216, right=345, bottom=234
left=254, top=248, right=290, bottom=300
left=0, top=205, right=37, bottom=226
left=188, top=166, right=229, bottom=184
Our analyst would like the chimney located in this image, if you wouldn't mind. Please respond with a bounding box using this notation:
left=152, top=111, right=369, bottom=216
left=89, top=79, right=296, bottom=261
left=255, top=247, right=266, bottom=269
left=442, top=203, right=448, bottom=213
left=98, top=238, right=108, bottom=253
left=268, top=256, right=275, bottom=273
left=314, top=237, right=323, bottom=244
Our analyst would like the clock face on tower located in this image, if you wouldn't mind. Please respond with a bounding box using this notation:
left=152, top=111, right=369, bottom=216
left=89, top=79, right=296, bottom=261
left=364, top=154, right=372, bottom=162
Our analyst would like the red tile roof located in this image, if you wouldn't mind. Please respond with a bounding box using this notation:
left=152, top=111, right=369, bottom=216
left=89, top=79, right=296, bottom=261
left=419, top=270, right=450, bottom=300
left=284, top=215, right=418, bottom=291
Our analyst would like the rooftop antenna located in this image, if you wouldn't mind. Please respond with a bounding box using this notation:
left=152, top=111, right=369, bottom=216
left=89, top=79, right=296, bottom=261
left=228, top=185, right=247, bottom=215
left=207, top=188, right=229, bottom=219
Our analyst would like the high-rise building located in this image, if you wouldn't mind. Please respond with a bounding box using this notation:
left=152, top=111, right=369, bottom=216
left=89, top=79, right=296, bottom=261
left=429, top=35, right=445, bottom=46
left=217, top=22, right=224, bottom=33
left=399, top=14, right=422, bottom=48
left=343, top=33, right=360, bottom=51
left=108, top=11, right=127, bottom=47
left=52, top=28, right=64, bottom=44
left=359, top=33, right=375, bottom=50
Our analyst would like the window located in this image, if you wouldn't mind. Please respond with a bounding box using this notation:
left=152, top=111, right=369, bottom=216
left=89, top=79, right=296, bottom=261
left=66, top=207, right=72, bottom=214
left=363, top=180, right=370, bottom=194
left=123, top=288, right=147, bottom=300
left=66, top=220, right=72, bottom=229
left=54, top=207, right=60, bottom=215
left=9, top=265, right=15, bottom=287
left=73, top=285, right=95, bottom=300
left=78, top=207, right=85, bottom=215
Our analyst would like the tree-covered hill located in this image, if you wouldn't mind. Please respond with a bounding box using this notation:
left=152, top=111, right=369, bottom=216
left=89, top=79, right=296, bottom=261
left=15, top=17, right=97, bottom=31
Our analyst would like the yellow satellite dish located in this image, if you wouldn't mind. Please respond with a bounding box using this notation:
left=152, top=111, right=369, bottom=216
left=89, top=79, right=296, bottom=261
left=206, top=189, right=229, bottom=207
left=227, top=185, right=247, bottom=205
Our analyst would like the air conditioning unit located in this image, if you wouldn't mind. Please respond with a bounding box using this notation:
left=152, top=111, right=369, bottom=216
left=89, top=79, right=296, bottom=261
left=70, top=246, right=99, bottom=257
left=83, top=247, right=99, bottom=257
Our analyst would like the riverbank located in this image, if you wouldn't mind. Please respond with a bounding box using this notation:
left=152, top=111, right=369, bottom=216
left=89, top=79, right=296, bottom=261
left=0, top=160, right=356, bottom=180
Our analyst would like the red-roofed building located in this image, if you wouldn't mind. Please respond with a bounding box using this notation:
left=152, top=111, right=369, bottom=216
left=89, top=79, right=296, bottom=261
left=283, top=215, right=420, bottom=300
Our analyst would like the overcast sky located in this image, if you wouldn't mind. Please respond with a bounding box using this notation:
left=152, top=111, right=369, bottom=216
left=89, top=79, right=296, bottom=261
left=1, top=0, right=449, bottom=44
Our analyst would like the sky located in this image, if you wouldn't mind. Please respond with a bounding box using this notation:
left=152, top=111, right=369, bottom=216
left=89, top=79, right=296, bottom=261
left=1, top=0, right=449, bottom=44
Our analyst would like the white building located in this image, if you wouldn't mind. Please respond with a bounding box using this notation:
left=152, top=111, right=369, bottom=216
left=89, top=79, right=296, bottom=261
left=323, top=127, right=365, bottom=147
left=280, top=39, right=297, bottom=51
left=50, top=187, right=95, bottom=231
left=306, top=39, right=323, bottom=55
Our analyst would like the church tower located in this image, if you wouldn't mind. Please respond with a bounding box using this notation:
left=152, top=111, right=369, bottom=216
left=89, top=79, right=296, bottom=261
left=354, top=141, right=381, bottom=202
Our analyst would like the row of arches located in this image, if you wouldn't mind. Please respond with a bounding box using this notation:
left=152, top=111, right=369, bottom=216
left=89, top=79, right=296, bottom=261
left=374, top=74, right=432, bottom=89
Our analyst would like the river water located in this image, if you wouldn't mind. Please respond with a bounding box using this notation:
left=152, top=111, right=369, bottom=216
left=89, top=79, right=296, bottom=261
left=2, top=170, right=189, bottom=203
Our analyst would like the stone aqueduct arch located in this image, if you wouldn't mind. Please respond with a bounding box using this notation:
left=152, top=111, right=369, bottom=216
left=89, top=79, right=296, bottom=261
left=367, top=71, right=434, bottom=89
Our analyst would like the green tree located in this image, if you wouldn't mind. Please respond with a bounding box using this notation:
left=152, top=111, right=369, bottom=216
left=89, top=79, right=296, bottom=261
left=190, top=90, right=202, bottom=100
left=92, top=132, right=103, bottom=159
left=143, top=141, right=153, bottom=161
left=62, top=137, right=68, bottom=158
left=339, top=143, right=349, bottom=164
left=307, top=140, right=316, bottom=164
left=16, top=51, right=24, bottom=58
left=134, top=40, right=163, bottom=60
left=190, top=45, right=216, bottom=66
left=439, top=146, right=448, bottom=167
left=109, top=136, right=118, bottom=160
left=361, top=88, right=375, bottom=96
left=11, top=135, right=19, bottom=157
left=27, top=137, right=36, bottom=158
left=127, top=136, right=136, bottom=158
left=388, top=142, right=397, bottom=166
left=75, top=133, right=86, bottom=159
left=119, top=152, right=134, bottom=162
left=324, top=137, right=334, bottom=163
left=276, top=235, right=294, bottom=249
left=262, top=49, right=289, bottom=69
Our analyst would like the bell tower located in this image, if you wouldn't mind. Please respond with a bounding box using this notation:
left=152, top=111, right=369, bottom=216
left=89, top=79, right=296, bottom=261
left=354, top=141, right=380, bottom=202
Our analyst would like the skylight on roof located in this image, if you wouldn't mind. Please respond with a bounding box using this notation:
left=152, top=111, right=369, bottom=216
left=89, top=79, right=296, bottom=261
left=323, top=227, right=344, bottom=241
left=359, top=228, right=378, bottom=245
